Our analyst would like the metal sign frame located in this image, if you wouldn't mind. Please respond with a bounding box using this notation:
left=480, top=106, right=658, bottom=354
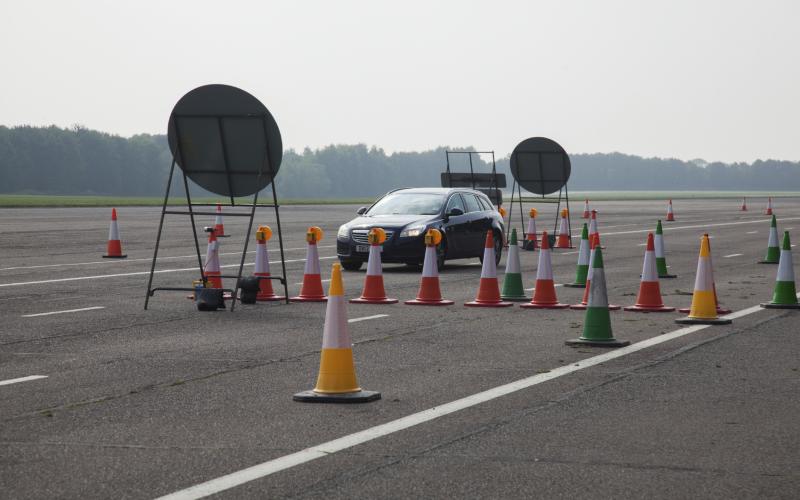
left=442, top=150, right=505, bottom=205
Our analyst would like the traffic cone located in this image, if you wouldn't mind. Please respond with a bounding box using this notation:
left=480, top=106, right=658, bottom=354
left=588, top=210, right=604, bottom=249
left=655, top=220, right=676, bottom=278
left=214, top=203, right=228, bottom=237
left=350, top=228, right=398, bottom=304
left=203, top=229, right=223, bottom=289
left=666, top=199, right=675, bottom=221
left=252, top=225, right=285, bottom=301
left=499, top=206, right=509, bottom=248
left=761, top=231, right=800, bottom=309
left=465, top=231, right=513, bottom=307
left=293, top=263, right=381, bottom=403
left=291, top=226, right=327, bottom=302
left=675, top=235, right=732, bottom=325
left=765, top=197, right=773, bottom=215
left=521, top=231, right=569, bottom=309
left=758, top=215, right=780, bottom=264
left=566, top=245, right=630, bottom=348
left=501, top=229, right=528, bottom=301
left=582, top=199, right=590, bottom=218
left=564, top=223, right=590, bottom=288
left=522, top=208, right=538, bottom=251
left=102, top=208, right=127, bottom=258
left=571, top=234, right=621, bottom=310
left=555, top=209, right=573, bottom=248
left=740, top=197, right=747, bottom=211
left=405, top=229, right=454, bottom=306
left=624, top=233, right=675, bottom=312
left=677, top=234, right=730, bottom=315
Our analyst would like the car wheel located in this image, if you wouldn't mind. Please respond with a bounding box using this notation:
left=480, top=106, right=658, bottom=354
left=340, top=259, right=363, bottom=271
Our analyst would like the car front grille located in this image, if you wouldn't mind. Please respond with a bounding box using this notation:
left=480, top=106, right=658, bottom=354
left=351, top=229, right=394, bottom=244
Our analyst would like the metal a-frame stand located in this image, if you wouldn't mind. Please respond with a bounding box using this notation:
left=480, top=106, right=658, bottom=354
left=144, top=113, right=289, bottom=311
left=442, top=150, right=505, bottom=205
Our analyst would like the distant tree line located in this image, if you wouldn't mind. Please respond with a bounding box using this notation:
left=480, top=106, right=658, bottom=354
left=1, top=125, right=798, bottom=198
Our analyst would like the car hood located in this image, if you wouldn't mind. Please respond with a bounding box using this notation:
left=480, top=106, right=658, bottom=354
left=345, top=214, right=434, bottom=230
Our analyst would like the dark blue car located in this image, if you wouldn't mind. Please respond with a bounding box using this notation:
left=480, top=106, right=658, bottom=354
left=337, top=187, right=505, bottom=271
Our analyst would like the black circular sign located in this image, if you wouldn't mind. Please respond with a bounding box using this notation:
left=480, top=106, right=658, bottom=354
left=167, top=84, right=282, bottom=197
left=510, top=137, right=571, bottom=195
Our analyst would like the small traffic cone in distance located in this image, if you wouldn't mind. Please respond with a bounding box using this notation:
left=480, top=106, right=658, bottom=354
left=294, top=263, right=381, bottom=403
left=253, top=225, right=285, bottom=301
left=571, top=234, right=621, bottom=310
left=582, top=199, right=590, bottom=218
left=588, top=210, right=604, bottom=249
left=765, top=197, right=773, bottom=215
left=758, top=215, right=780, bottom=264
left=522, top=208, right=538, bottom=251
left=521, top=231, right=569, bottom=309
left=203, top=228, right=223, bottom=289
left=666, top=199, right=675, bottom=221
left=655, top=220, right=676, bottom=278
left=102, top=208, right=127, bottom=258
left=291, top=226, right=328, bottom=302
left=405, top=229, right=453, bottom=306
left=501, top=229, right=529, bottom=301
left=555, top=209, right=573, bottom=249
left=465, top=231, right=513, bottom=307
left=350, top=228, right=398, bottom=304
left=564, top=223, right=590, bottom=288
left=676, top=235, right=732, bottom=325
left=498, top=206, right=509, bottom=248
left=214, top=203, right=228, bottom=237
left=740, top=197, right=747, bottom=211
left=566, top=246, right=630, bottom=348
left=761, top=231, right=800, bottom=309
left=624, top=233, right=675, bottom=312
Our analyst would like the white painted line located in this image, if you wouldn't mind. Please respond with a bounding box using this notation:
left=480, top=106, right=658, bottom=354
left=561, top=251, right=579, bottom=255
left=637, top=243, right=647, bottom=246
left=785, top=227, right=793, bottom=230
left=0, top=375, right=48, bottom=386
left=722, top=254, right=743, bottom=258
left=524, top=285, right=562, bottom=291
left=601, top=216, right=800, bottom=237
left=348, top=314, right=389, bottom=323
left=0, top=257, right=337, bottom=288
left=746, top=231, right=758, bottom=234
left=22, top=306, right=105, bottom=318
left=294, top=279, right=331, bottom=286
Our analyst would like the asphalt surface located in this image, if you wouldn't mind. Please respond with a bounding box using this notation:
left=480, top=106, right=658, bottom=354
left=1, top=198, right=798, bottom=499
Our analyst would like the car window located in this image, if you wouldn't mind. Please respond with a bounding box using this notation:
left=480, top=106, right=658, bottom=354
left=367, top=193, right=445, bottom=216
left=445, top=194, right=466, bottom=214
left=477, top=196, right=493, bottom=211
left=462, top=193, right=482, bottom=213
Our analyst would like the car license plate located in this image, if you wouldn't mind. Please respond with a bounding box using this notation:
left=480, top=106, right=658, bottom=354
left=356, top=245, right=371, bottom=253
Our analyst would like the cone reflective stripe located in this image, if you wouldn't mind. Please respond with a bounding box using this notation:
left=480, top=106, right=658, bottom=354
left=294, top=263, right=380, bottom=403
left=203, top=230, right=223, bottom=289
left=465, top=231, right=512, bottom=307
left=102, top=208, right=127, bottom=258
left=566, top=246, right=630, bottom=347
left=676, top=235, right=732, bottom=325
left=624, top=233, right=675, bottom=312
left=655, top=220, right=676, bottom=278
left=521, top=231, right=569, bottom=309
left=571, top=234, right=620, bottom=310
left=588, top=210, right=604, bottom=249
left=351, top=228, right=398, bottom=304
left=252, top=225, right=284, bottom=301
left=765, top=197, right=773, bottom=215
left=214, top=203, right=227, bottom=237
left=740, top=197, right=747, bottom=211
left=522, top=208, right=538, bottom=250
left=564, top=223, right=590, bottom=288
left=758, top=215, right=780, bottom=264
left=406, top=229, right=454, bottom=306
left=291, top=227, right=327, bottom=302
left=761, top=232, right=800, bottom=309
left=666, top=199, right=675, bottom=221
left=582, top=199, right=590, bottom=218
left=501, top=229, right=528, bottom=301
left=555, top=209, right=572, bottom=248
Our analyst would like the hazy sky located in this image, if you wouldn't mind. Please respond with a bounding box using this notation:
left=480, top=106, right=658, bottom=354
left=2, top=0, right=798, bottom=162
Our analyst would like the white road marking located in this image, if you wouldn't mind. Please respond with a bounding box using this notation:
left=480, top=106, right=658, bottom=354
left=560, top=251, right=580, bottom=255
left=22, top=306, right=105, bottom=318
left=601, top=216, right=800, bottom=237
left=637, top=243, right=647, bottom=246
left=0, top=257, right=337, bottom=288
left=785, top=227, right=793, bottom=230
left=348, top=314, right=389, bottom=323
left=723, top=254, right=743, bottom=258
left=294, top=279, right=331, bottom=286
left=0, top=375, right=48, bottom=386
left=156, top=297, right=790, bottom=500
left=746, top=231, right=758, bottom=234
left=524, top=284, right=562, bottom=291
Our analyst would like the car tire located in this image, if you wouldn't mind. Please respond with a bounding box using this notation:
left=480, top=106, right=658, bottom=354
left=340, top=259, right=363, bottom=271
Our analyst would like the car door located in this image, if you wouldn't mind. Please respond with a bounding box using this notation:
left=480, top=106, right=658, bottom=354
left=461, top=192, right=488, bottom=255
left=443, top=193, right=469, bottom=258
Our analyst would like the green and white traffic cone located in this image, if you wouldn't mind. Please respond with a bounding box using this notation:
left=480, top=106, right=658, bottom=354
left=655, top=220, right=676, bottom=278
left=758, top=215, right=780, bottom=264
left=566, top=246, right=630, bottom=348
left=501, top=229, right=529, bottom=301
left=564, top=223, right=590, bottom=288
left=761, top=231, right=800, bottom=309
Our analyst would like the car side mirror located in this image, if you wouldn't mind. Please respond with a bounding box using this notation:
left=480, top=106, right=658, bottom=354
left=356, top=206, right=367, bottom=215
left=448, top=207, right=464, bottom=217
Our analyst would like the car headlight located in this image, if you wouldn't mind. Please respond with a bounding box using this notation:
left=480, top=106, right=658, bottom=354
left=400, top=225, right=426, bottom=238
left=337, top=225, right=349, bottom=240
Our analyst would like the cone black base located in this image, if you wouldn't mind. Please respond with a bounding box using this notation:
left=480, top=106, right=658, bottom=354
left=521, top=241, right=537, bottom=251
left=675, top=317, right=732, bottom=325
left=562, top=282, right=586, bottom=288
left=659, top=274, right=677, bottom=279
left=565, top=338, right=630, bottom=348
left=757, top=260, right=779, bottom=264
left=293, top=390, right=381, bottom=403
left=761, top=302, right=800, bottom=309
left=404, top=299, right=454, bottom=306
left=102, top=254, right=127, bottom=259
left=678, top=307, right=732, bottom=314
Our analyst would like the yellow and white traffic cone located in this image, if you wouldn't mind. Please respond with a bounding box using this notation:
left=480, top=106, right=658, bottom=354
left=294, top=263, right=381, bottom=403
left=675, top=235, right=732, bottom=325
left=252, top=225, right=285, bottom=301
left=351, top=228, right=398, bottom=304
left=291, top=226, right=327, bottom=302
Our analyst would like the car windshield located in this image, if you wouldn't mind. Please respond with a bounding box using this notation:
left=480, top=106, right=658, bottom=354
left=367, top=193, right=445, bottom=216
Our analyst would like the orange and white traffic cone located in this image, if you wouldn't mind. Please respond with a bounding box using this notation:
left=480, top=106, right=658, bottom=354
left=740, top=197, right=747, bottom=211
left=522, top=208, right=539, bottom=251
left=293, top=263, right=381, bottom=403
left=521, top=231, right=569, bottom=309
left=571, top=234, right=621, bottom=311
left=582, top=199, right=591, bottom=218
left=623, top=233, right=675, bottom=312
left=252, top=225, right=285, bottom=301
left=214, top=203, right=228, bottom=237
left=291, top=226, right=327, bottom=302
left=203, top=229, right=223, bottom=289
left=765, top=197, right=773, bottom=215
left=555, top=209, right=573, bottom=248
left=465, top=231, right=512, bottom=307
left=675, top=234, right=732, bottom=325
left=351, top=228, right=397, bottom=304
left=588, top=210, right=605, bottom=249
left=406, top=229, right=454, bottom=306
left=102, top=208, right=127, bottom=258
left=666, top=199, right=675, bottom=221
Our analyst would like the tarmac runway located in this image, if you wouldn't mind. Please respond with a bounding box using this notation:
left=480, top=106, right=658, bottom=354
left=1, top=198, right=799, bottom=499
